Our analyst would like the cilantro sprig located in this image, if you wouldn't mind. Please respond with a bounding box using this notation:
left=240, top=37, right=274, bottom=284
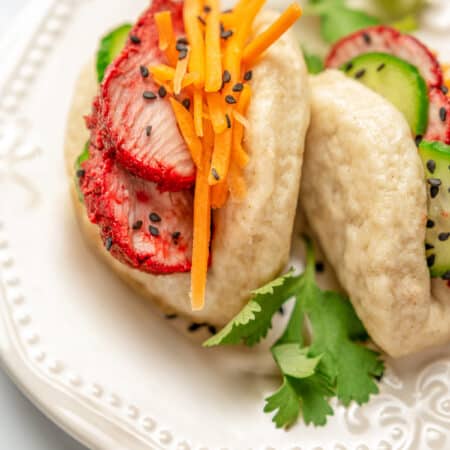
left=204, top=237, right=384, bottom=428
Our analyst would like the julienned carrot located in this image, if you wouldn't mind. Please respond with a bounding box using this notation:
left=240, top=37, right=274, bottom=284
left=169, top=98, right=203, bottom=169
left=206, top=92, right=228, bottom=134
left=220, top=11, right=234, bottom=29
left=209, top=128, right=232, bottom=185
left=154, top=11, right=178, bottom=66
left=231, top=84, right=251, bottom=168
left=184, top=0, right=205, bottom=87
left=242, top=3, right=302, bottom=66
left=191, top=148, right=212, bottom=310
left=173, top=48, right=190, bottom=95
left=228, top=160, right=246, bottom=199
left=211, top=181, right=229, bottom=209
left=193, top=90, right=204, bottom=137
left=205, top=0, right=223, bottom=92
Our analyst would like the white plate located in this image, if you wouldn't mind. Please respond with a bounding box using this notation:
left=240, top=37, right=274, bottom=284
left=1, top=0, right=450, bottom=449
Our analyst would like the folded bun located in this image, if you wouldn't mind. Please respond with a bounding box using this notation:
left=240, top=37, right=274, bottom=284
left=301, top=70, right=450, bottom=357
left=65, top=11, right=310, bottom=326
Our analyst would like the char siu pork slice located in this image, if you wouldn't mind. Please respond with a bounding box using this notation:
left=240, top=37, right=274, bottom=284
left=98, top=0, right=195, bottom=191
left=79, top=141, right=193, bottom=274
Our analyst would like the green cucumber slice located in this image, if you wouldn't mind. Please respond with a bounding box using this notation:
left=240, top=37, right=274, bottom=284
left=418, top=140, right=450, bottom=280
left=341, top=52, right=429, bottom=136
left=96, top=23, right=132, bottom=83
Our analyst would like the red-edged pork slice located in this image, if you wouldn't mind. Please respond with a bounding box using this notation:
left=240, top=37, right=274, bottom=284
left=79, top=143, right=193, bottom=274
left=424, top=88, right=450, bottom=144
left=98, top=0, right=195, bottom=191
left=326, top=26, right=443, bottom=88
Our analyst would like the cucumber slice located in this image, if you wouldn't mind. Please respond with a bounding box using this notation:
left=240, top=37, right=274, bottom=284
left=341, top=52, right=429, bottom=136
left=96, top=23, right=132, bottom=83
left=418, top=140, right=450, bottom=280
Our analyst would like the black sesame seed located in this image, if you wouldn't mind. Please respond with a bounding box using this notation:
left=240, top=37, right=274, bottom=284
left=225, top=95, right=237, bottom=104
left=178, top=49, right=188, bottom=60
left=362, top=32, right=371, bottom=44
left=204, top=5, right=211, bottom=13
left=182, top=98, right=191, bottom=110
left=431, top=185, right=440, bottom=198
left=130, top=35, right=141, bottom=44
left=377, top=63, right=386, bottom=72
left=143, top=91, right=157, bottom=100
left=197, top=15, right=206, bottom=25
left=443, top=271, right=450, bottom=281
left=211, top=168, right=220, bottom=181
left=427, top=159, right=436, bottom=173
left=344, top=62, right=353, bottom=72
left=232, top=82, right=244, bottom=92
left=146, top=125, right=153, bottom=137
left=165, top=313, right=178, bottom=320
left=244, top=70, right=253, bottom=81
left=315, top=262, right=325, bottom=273
left=76, top=169, right=86, bottom=178
left=221, top=29, right=233, bottom=40
left=439, top=232, right=450, bottom=241
left=105, top=237, right=113, bottom=251
left=177, top=37, right=189, bottom=46
left=188, top=322, right=205, bottom=332
left=176, top=41, right=188, bottom=52
left=355, top=69, right=366, bottom=79
left=441, top=85, right=449, bottom=95
left=225, top=113, right=231, bottom=129
left=172, top=231, right=181, bottom=240
left=149, top=225, right=160, bottom=237
left=149, top=212, right=162, bottom=223
left=208, top=325, right=217, bottom=335
left=425, top=243, right=435, bottom=250
left=440, top=107, right=448, bottom=122
left=278, top=306, right=285, bottom=315
left=415, top=135, right=423, bottom=147
left=223, top=70, right=231, bottom=84
left=427, top=254, right=436, bottom=267
left=158, top=85, right=167, bottom=98
left=427, top=219, right=435, bottom=228
left=140, top=65, right=149, bottom=78
left=132, top=220, right=143, bottom=230
left=428, top=178, right=442, bottom=187
left=375, top=373, right=383, bottom=382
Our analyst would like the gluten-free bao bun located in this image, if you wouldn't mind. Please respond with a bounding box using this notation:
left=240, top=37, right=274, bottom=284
left=65, top=10, right=310, bottom=326
left=300, top=70, right=450, bottom=358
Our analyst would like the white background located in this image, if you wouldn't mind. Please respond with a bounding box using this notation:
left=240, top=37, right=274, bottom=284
left=0, top=4, right=85, bottom=450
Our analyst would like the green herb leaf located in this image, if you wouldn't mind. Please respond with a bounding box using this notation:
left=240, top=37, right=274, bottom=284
left=203, top=270, right=297, bottom=347
left=303, top=49, right=324, bottom=74
left=272, top=344, right=321, bottom=379
left=74, top=141, right=90, bottom=202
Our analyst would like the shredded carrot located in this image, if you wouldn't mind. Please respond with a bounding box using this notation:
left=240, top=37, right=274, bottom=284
left=205, top=0, right=223, bottom=92
left=243, top=3, right=302, bottom=66
left=220, top=11, right=235, bottom=29
left=154, top=11, right=178, bottom=66
left=150, top=65, right=197, bottom=90
left=228, top=161, right=246, bottom=199
left=184, top=0, right=205, bottom=87
left=170, top=98, right=203, bottom=169
left=206, top=92, right=228, bottom=134
left=211, top=181, right=229, bottom=209
left=233, top=110, right=249, bottom=128
left=173, top=48, right=190, bottom=95
left=209, top=128, right=232, bottom=185
left=193, top=90, right=204, bottom=137
left=191, top=148, right=212, bottom=310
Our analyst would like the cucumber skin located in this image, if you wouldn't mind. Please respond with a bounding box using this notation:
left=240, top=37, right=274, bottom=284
left=96, top=23, right=132, bottom=83
left=341, top=52, right=429, bottom=136
left=419, top=140, right=450, bottom=278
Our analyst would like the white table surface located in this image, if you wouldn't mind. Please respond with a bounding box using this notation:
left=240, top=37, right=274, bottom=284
left=0, top=2, right=87, bottom=449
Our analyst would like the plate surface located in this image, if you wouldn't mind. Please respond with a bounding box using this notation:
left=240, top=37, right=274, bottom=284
left=1, top=0, right=450, bottom=449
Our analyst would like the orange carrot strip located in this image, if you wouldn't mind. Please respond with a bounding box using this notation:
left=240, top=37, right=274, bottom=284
left=150, top=65, right=197, bottom=89
left=184, top=0, right=205, bottom=87
left=193, top=90, right=204, bottom=137
left=173, top=47, right=190, bottom=95
left=228, top=161, right=246, bottom=199
left=211, top=181, right=229, bottom=209
left=154, top=11, right=178, bottom=66
left=220, top=11, right=235, bottom=29
left=209, top=128, right=232, bottom=185
left=242, top=3, right=302, bottom=66
left=169, top=97, right=203, bottom=169
left=205, top=0, right=223, bottom=92
left=206, top=92, right=228, bottom=134
left=191, top=148, right=212, bottom=310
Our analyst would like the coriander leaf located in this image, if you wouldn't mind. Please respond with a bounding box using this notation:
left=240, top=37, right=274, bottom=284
left=302, top=49, right=324, bottom=74
left=264, top=378, right=300, bottom=428
left=272, top=344, right=321, bottom=379
left=203, top=270, right=298, bottom=347
left=320, top=8, right=380, bottom=43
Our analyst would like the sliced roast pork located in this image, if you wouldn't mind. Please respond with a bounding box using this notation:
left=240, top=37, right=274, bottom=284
left=98, top=0, right=195, bottom=191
